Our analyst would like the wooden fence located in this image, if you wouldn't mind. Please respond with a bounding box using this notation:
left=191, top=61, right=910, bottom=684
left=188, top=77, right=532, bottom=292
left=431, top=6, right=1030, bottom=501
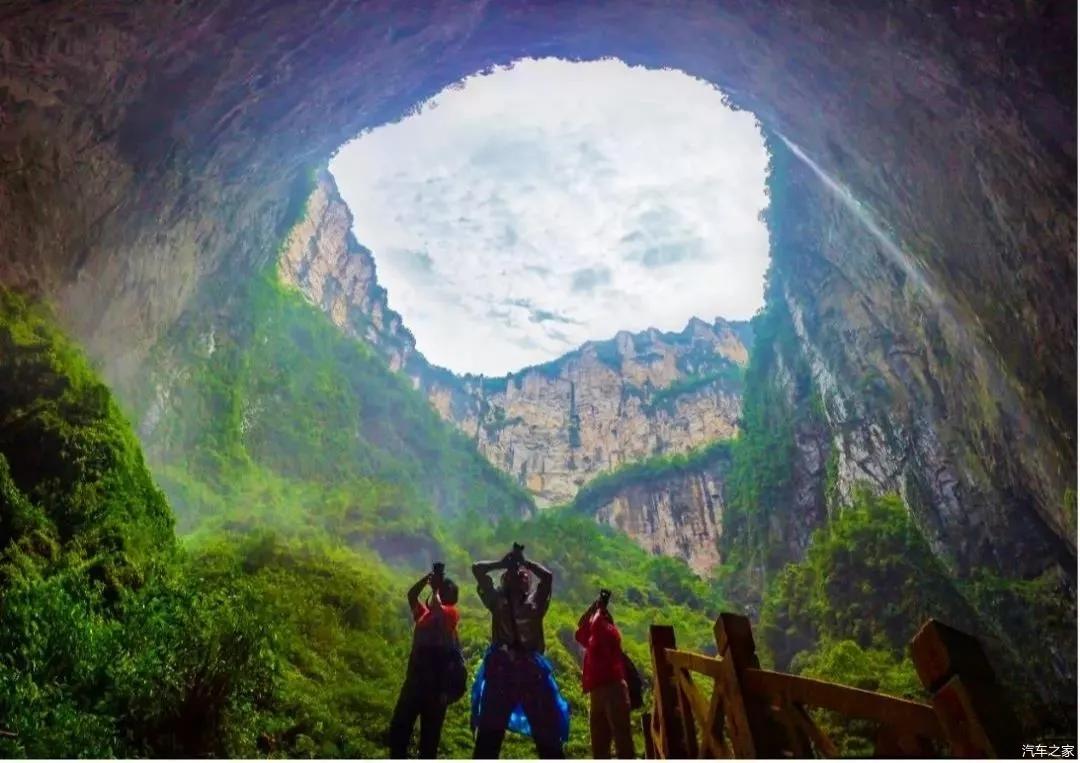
left=642, top=613, right=1021, bottom=758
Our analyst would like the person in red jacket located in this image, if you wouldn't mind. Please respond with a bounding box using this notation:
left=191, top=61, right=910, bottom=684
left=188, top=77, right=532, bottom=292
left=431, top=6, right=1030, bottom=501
left=389, top=565, right=461, bottom=758
left=575, top=591, right=635, bottom=759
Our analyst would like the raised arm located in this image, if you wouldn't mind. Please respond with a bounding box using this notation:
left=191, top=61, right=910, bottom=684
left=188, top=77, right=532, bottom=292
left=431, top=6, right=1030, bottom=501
left=471, top=556, right=510, bottom=585
left=524, top=558, right=553, bottom=610
left=577, top=599, right=600, bottom=629
left=407, top=573, right=430, bottom=614
left=575, top=599, right=600, bottom=646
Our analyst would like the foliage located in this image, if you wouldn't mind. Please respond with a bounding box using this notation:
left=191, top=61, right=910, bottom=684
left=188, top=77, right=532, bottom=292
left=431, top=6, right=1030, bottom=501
left=0, top=293, right=273, bottom=757
left=714, top=138, right=832, bottom=604
left=758, top=489, right=976, bottom=670
left=481, top=405, right=523, bottom=439
left=139, top=269, right=531, bottom=534
left=754, top=490, right=977, bottom=754
left=719, top=288, right=814, bottom=579
left=0, top=292, right=174, bottom=586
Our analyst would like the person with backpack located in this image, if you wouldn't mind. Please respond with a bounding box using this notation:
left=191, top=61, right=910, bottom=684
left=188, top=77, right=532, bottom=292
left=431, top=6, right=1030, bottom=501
left=575, top=590, right=637, bottom=759
left=389, top=563, right=465, bottom=758
left=470, top=544, right=569, bottom=759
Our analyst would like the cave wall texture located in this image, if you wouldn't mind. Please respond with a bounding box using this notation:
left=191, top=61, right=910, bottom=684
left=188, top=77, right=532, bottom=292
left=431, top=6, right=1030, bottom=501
left=1, top=0, right=1075, bottom=682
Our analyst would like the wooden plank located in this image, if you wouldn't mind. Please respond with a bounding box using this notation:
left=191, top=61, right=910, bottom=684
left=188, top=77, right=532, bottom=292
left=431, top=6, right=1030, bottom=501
left=741, top=668, right=944, bottom=739
left=909, top=618, right=996, bottom=692
left=909, top=618, right=1021, bottom=758
left=792, top=702, right=838, bottom=758
left=705, top=677, right=729, bottom=758
left=715, top=613, right=760, bottom=670
left=665, top=648, right=727, bottom=680
left=713, top=614, right=763, bottom=758
left=772, top=700, right=812, bottom=758
left=672, top=668, right=730, bottom=758
left=649, top=624, right=689, bottom=759
left=874, top=722, right=940, bottom=758
left=927, top=674, right=1015, bottom=758
left=676, top=669, right=701, bottom=759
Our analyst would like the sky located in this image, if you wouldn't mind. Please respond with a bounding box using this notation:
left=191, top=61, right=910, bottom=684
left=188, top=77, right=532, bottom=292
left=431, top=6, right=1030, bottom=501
left=330, top=57, right=770, bottom=376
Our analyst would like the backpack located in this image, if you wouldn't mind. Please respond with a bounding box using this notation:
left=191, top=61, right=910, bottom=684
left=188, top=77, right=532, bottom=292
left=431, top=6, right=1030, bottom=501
left=440, top=645, right=468, bottom=704
left=620, top=651, right=644, bottom=710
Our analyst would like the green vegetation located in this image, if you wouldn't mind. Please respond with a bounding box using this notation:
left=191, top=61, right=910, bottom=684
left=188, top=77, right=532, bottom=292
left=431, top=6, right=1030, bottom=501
left=712, top=138, right=832, bottom=605
left=481, top=405, right=524, bottom=439
left=755, top=490, right=973, bottom=755
left=0, top=292, right=267, bottom=757
left=719, top=283, right=822, bottom=587
left=0, top=291, right=174, bottom=585
left=0, top=278, right=736, bottom=757
left=753, top=487, right=1078, bottom=749
left=139, top=269, right=530, bottom=537
left=792, top=640, right=925, bottom=757
left=758, top=490, right=977, bottom=670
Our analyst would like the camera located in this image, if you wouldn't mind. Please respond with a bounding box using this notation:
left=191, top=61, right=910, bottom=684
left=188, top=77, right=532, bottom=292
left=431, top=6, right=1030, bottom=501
left=508, top=543, right=525, bottom=569
left=599, top=588, right=612, bottom=607
left=432, top=562, right=445, bottom=578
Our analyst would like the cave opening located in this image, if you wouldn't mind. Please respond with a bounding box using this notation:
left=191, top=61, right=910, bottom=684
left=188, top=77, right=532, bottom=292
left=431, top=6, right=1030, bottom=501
left=324, top=57, right=772, bottom=377
left=0, top=3, right=1075, bottom=755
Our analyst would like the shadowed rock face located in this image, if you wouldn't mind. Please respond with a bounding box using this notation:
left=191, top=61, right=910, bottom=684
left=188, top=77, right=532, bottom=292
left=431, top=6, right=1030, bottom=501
left=1, top=1, right=1073, bottom=415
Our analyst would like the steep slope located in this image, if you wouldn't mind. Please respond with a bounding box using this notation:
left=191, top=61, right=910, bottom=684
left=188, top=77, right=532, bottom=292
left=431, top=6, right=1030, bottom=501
left=279, top=170, right=747, bottom=511
left=133, top=266, right=534, bottom=549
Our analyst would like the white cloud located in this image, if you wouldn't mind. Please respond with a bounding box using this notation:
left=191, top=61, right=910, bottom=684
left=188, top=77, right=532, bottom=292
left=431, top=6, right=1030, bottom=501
left=330, top=57, right=770, bottom=376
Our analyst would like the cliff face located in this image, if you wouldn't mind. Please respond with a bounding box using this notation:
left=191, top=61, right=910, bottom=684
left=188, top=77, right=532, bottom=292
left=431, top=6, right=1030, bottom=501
left=766, top=142, right=1075, bottom=582
left=278, top=172, right=420, bottom=373
left=279, top=171, right=748, bottom=509
left=585, top=448, right=731, bottom=576
left=454, top=330, right=742, bottom=506
left=748, top=140, right=1076, bottom=708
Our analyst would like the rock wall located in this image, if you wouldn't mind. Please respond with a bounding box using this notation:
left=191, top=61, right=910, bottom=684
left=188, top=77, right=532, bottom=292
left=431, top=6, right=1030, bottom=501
left=279, top=171, right=747, bottom=507
left=278, top=170, right=419, bottom=372
left=589, top=455, right=730, bottom=576
left=757, top=140, right=1076, bottom=708
left=766, top=139, right=1075, bottom=582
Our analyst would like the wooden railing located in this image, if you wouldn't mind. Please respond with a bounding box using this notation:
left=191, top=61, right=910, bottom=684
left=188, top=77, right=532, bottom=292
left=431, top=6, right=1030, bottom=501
left=643, top=613, right=1021, bottom=758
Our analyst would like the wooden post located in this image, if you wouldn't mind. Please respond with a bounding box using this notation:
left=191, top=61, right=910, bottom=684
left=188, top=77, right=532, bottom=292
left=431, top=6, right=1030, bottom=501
left=909, top=618, right=1021, bottom=758
left=648, top=625, right=691, bottom=758
left=642, top=712, right=657, bottom=759
left=714, top=612, right=788, bottom=757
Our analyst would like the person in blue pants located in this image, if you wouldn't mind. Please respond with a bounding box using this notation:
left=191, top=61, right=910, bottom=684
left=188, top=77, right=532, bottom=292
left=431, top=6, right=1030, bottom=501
left=470, top=545, right=569, bottom=759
